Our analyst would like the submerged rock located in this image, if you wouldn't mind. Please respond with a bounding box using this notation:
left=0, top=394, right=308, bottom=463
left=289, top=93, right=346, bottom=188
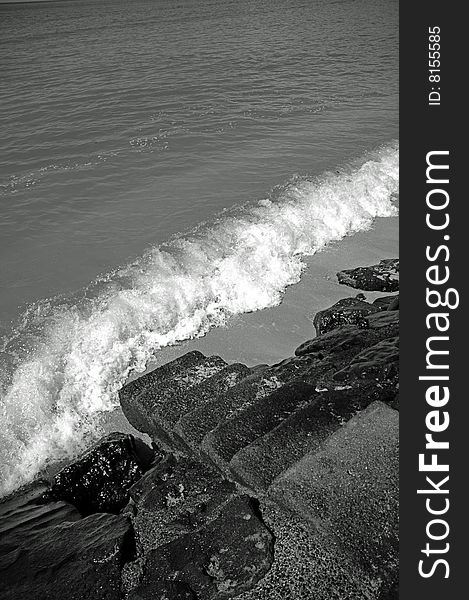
left=47, top=432, right=155, bottom=515
left=313, top=297, right=380, bottom=335
left=337, top=258, right=399, bottom=292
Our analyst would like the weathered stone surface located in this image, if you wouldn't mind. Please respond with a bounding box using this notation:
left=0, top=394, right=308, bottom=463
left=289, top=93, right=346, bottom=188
left=373, top=294, right=399, bottom=312
left=295, top=321, right=397, bottom=359
left=47, top=432, right=154, bottom=515
left=230, top=383, right=395, bottom=493
left=366, top=310, right=400, bottom=329
left=313, top=297, right=380, bottom=335
left=121, top=351, right=206, bottom=410
left=269, top=402, right=399, bottom=581
left=120, top=352, right=227, bottom=449
left=235, top=502, right=379, bottom=600
left=337, top=259, right=399, bottom=292
left=135, top=495, right=274, bottom=600
left=128, top=455, right=236, bottom=553
left=0, top=480, right=81, bottom=548
left=333, top=336, right=399, bottom=382
left=0, top=512, right=134, bottom=600
left=201, top=382, right=316, bottom=472
left=129, top=580, right=196, bottom=599
left=372, top=295, right=395, bottom=310
left=174, top=370, right=281, bottom=454
left=172, top=363, right=251, bottom=450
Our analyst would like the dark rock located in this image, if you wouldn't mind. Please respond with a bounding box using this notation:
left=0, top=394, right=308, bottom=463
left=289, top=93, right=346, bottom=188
left=372, top=295, right=398, bottom=311
left=119, top=352, right=227, bottom=450
left=295, top=323, right=393, bottom=357
left=48, top=432, right=154, bottom=515
left=230, top=382, right=395, bottom=493
left=171, top=363, right=252, bottom=451
left=0, top=480, right=81, bottom=547
left=201, top=381, right=317, bottom=472
left=0, top=512, right=134, bottom=600
left=135, top=495, right=274, bottom=600
left=269, top=401, right=399, bottom=581
left=366, top=310, right=400, bottom=329
left=387, top=295, right=400, bottom=311
left=332, top=336, right=399, bottom=382
left=128, top=455, right=237, bottom=553
left=313, top=297, right=380, bottom=335
left=337, top=258, right=399, bottom=292
left=234, top=503, right=377, bottom=600
left=174, top=370, right=280, bottom=454
left=129, top=580, right=197, bottom=600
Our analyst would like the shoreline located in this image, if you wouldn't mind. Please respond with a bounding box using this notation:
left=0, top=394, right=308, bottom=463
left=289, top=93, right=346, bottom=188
left=0, top=249, right=399, bottom=599
left=102, top=214, right=398, bottom=441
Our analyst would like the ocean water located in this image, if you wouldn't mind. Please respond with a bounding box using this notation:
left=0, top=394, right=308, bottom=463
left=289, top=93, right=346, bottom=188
left=0, top=0, right=398, bottom=496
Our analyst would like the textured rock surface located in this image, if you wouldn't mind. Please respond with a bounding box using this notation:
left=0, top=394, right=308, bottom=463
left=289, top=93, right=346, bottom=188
left=235, top=503, right=379, bottom=600
left=313, top=297, right=380, bottom=335
left=269, top=402, right=399, bottom=582
left=175, top=370, right=278, bottom=454
left=337, top=259, right=399, bottom=292
left=1, top=272, right=400, bottom=600
left=47, top=432, right=154, bottom=515
left=134, top=495, right=274, bottom=600
left=128, top=455, right=236, bottom=553
left=120, top=352, right=227, bottom=448
left=230, top=383, right=395, bottom=493
left=201, top=381, right=316, bottom=472
left=0, top=512, right=134, bottom=600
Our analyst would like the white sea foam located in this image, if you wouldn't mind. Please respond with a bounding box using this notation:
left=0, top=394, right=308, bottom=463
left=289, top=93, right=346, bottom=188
left=0, top=142, right=399, bottom=496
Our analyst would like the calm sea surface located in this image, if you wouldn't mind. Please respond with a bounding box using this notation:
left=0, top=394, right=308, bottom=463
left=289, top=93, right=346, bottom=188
left=0, top=0, right=398, bottom=494
left=1, top=0, right=397, bottom=322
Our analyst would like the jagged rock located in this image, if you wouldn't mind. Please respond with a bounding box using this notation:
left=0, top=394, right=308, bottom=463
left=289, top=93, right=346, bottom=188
left=47, top=432, right=154, bottom=515
left=229, top=382, right=396, bottom=493
left=269, top=402, right=399, bottom=582
left=337, top=259, right=399, bottom=292
left=201, top=381, right=316, bottom=472
left=134, top=495, right=274, bottom=600
left=119, top=352, right=227, bottom=450
left=313, top=297, right=380, bottom=335
left=0, top=512, right=134, bottom=600
left=128, top=455, right=237, bottom=553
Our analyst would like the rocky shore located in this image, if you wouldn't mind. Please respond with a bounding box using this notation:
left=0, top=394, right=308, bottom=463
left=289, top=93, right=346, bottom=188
left=0, top=259, right=399, bottom=600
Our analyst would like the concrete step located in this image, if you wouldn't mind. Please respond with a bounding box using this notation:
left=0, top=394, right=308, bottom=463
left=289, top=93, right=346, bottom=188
left=173, top=368, right=278, bottom=454
left=171, top=363, right=252, bottom=451
left=268, top=401, right=399, bottom=583
left=234, top=502, right=380, bottom=600
left=200, top=381, right=317, bottom=473
left=230, top=382, right=395, bottom=493
left=119, top=352, right=227, bottom=449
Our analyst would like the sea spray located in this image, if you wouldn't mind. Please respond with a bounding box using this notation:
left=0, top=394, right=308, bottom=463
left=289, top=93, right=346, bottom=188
left=0, top=142, right=399, bottom=496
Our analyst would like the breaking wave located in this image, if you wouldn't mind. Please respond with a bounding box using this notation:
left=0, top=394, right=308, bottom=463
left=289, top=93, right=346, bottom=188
left=0, top=141, right=399, bottom=496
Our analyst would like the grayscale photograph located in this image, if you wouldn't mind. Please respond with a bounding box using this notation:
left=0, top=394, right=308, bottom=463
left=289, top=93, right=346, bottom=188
left=0, top=1, right=399, bottom=598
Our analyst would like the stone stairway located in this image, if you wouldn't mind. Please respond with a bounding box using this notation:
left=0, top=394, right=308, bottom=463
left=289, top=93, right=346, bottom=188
left=117, top=297, right=399, bottom=599
left=0, top=261, right=401, bottom=600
